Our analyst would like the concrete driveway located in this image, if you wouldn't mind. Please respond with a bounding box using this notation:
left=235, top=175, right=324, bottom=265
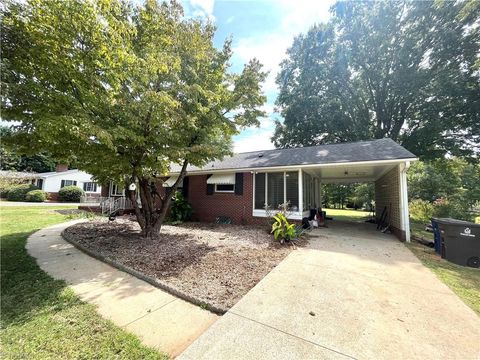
left=179, top=221, right=480, bottom=360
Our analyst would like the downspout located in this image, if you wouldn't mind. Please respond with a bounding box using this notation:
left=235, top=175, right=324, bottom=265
left=400, top=161, right=411, bottom=242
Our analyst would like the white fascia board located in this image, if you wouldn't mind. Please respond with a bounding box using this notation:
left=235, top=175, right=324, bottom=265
left=39, top=170, right=81, bottom=178
left=167, top=157, right=419, bottom=176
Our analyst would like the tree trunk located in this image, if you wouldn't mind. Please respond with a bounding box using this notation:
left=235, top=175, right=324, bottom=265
left=129, top=160, right=189, bottom=238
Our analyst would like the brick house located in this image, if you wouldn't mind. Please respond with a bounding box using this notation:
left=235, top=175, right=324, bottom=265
left=102, top=138, right=417, bottom=241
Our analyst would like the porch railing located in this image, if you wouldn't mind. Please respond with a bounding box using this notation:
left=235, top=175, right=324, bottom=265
left=99, top=197, right=133, bottom=216
left=80, top=195, right=107, bottom=204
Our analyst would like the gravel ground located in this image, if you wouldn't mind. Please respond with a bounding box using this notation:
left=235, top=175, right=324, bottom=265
left=64, top=218, right=293, bottom=310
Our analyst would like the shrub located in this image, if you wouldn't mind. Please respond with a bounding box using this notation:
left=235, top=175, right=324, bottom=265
left=58, top=185, right=84, bottom=202
left=0, top=185, right=12, bottom=198
left=25, top=189, right=47, bottom=202
left=168, top=191, right=193, bottom=223
left=271, top=212, right=297, bottom=243
left=6, top=184, right=39, bottom=201
left=409, top=199, right=434, bottom=223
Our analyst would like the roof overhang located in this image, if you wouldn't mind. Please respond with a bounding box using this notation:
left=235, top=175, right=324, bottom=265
left=167, top=157, right=418, bottom=177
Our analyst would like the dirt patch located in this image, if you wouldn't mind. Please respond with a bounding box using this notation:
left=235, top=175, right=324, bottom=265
left=63, top=218, right=294, bottom=310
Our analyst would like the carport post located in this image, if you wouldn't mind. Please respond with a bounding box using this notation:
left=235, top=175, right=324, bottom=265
left=399, top=162, right=411, bottom=242
left=299, top=169, right=303, bottom=213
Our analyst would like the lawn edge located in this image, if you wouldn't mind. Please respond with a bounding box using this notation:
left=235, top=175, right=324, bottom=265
left=404, top=241, right=480, bottom=317
left=61, top=226, right=227, bottom=315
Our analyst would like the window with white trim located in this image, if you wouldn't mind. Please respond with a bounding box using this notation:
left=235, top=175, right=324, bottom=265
left=61, top=180, right=77, bottom=188
left=254, top=171, right=299, bottom=211
left=215, top=184, right=235, bottom=193
left=83, top=182, right=97, bottom=192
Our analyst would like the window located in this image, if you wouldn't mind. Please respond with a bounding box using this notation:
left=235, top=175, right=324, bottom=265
left=83, top=182, right=97, bottom=192
left=254, top=171, right=300, bottom=211
left=215, top=184, right=235, bottom=193
left=254, top=173, right=266, bottom=209
left=61, top=180, right=77, bottom=188
left=36, top=179, right=44, bottom=189
left=267, top=172, right=284, bottom=210
left=110, top=183, right=124, bottom=196
left=285, top=172, right=299, bottom=211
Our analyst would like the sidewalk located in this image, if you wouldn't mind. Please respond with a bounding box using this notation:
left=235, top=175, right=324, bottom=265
left=1, top=201, right=88, bottom=206
left=26, top=221, right=218, bottom=357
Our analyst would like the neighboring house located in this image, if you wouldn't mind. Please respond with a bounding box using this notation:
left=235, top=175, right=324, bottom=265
left=33, top=165, right=101, bottom=201
left=102, top=138, right=417, bottom=241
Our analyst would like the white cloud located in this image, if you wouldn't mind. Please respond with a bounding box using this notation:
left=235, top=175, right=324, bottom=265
left=183, top=0, right=215, bottom=20
left=232, top=0, right=335, bottom=96
left=233, top=129, right=275, bottom=153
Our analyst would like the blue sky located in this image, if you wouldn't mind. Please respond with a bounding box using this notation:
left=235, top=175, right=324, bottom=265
left=181, top=0, right=335, bottom=153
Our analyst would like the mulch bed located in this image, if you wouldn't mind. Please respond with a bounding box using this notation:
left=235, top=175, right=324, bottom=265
left=63, top=218, right=294, bottom=310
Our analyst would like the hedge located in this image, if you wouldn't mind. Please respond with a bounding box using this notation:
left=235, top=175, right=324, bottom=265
left=6, top=184, right=40, bottom=202
left=58, top=185, right=85, bottom=202
left=25, top=189, right=48, bottom=202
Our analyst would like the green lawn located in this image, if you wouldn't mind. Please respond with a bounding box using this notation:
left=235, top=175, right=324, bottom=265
left=324, top=208, right=372, bottom=222
left=0, top=205, right=166, bottom=359
left=406, top=241, right=480, bottom=316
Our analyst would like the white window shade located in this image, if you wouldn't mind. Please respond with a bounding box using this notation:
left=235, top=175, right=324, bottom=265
left=207, top=173, right=236, bottom=185
left=163, top=176, right=183, bottom=187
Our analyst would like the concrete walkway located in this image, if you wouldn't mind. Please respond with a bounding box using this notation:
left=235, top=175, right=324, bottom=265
left=1, top=201, right=88, bottom=206
left=26, top=221, right=218, bottom=357
left=179, top=222, right=480, bottom=360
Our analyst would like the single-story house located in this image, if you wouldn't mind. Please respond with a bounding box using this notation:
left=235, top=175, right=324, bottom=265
left=102, top=138, right=417, bottom=241
left=32, top=165, right=102, bottom=201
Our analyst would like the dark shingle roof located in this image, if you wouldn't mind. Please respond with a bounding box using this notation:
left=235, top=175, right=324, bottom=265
left=171, top=138, right=416, bottom=173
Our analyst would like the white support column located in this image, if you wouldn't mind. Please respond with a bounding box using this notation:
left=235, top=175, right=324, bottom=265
left=319, top=179, right=323, bottom=209
left=399, top=162, right=411, bottom=242
left=298, top=169, right=303, bottom=213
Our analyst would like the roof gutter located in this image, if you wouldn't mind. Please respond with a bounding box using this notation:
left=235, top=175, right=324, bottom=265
left=168, top=157, right=419, bottom=176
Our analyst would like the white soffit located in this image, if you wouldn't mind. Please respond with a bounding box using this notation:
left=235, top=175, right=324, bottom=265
left=207, top=173, right=236, bottom=184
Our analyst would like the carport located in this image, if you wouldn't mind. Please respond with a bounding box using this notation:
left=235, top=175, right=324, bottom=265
left=303, top=157, right=413, bottom=241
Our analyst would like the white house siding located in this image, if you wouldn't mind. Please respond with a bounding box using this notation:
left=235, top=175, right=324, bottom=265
left=41, top=171, right=101, bottom=195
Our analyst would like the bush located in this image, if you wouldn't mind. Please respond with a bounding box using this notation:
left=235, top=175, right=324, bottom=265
left=271, top=212, right=297, bottom=243
left=409, top=199, right=434, bottom=223
left=168, top=191, right=193, bottom=223
left=25, top=189, right=47, bottom=202
left=0, top=185, right=12, bottom=198
left=58, top=185, right=84, bottom=202
left=6, top=184, right=40, bottom=201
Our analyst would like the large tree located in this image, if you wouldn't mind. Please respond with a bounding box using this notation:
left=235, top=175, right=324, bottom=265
left=0, top=126, right=56, bottom=172
left=274, top=0, right=479, bottom=160
left=1, top=0, right=266, bottom=237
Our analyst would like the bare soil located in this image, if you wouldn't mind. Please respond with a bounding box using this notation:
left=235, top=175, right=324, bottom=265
left=64, top=218, right=293, bottom=310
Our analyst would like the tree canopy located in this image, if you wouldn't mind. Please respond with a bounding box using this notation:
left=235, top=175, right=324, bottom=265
left=1, top=0, right=266, bottom=236
left=0, top=126, right=56, bottom=173
left=274, top=0, right=479, bottom=161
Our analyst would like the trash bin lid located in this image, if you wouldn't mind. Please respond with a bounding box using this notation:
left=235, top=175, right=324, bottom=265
left=435, top=218, right=475, bottom=225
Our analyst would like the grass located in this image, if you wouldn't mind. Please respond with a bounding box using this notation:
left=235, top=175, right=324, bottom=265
left=324, top=208, right=372, bottom=222
left=406, top=241, right=480, bottom=316
left=0, top=205, right=167, bottom=359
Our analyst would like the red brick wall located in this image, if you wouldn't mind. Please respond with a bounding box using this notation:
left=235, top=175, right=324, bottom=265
left=187, top=173, right=264, bottom=225
left=47, top=192, right=59, bottom=201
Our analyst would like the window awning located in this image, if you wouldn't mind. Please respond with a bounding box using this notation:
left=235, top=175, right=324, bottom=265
left=162, top=176, right=183, bottom=187
left=207, top=173, right=236, bottom=185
